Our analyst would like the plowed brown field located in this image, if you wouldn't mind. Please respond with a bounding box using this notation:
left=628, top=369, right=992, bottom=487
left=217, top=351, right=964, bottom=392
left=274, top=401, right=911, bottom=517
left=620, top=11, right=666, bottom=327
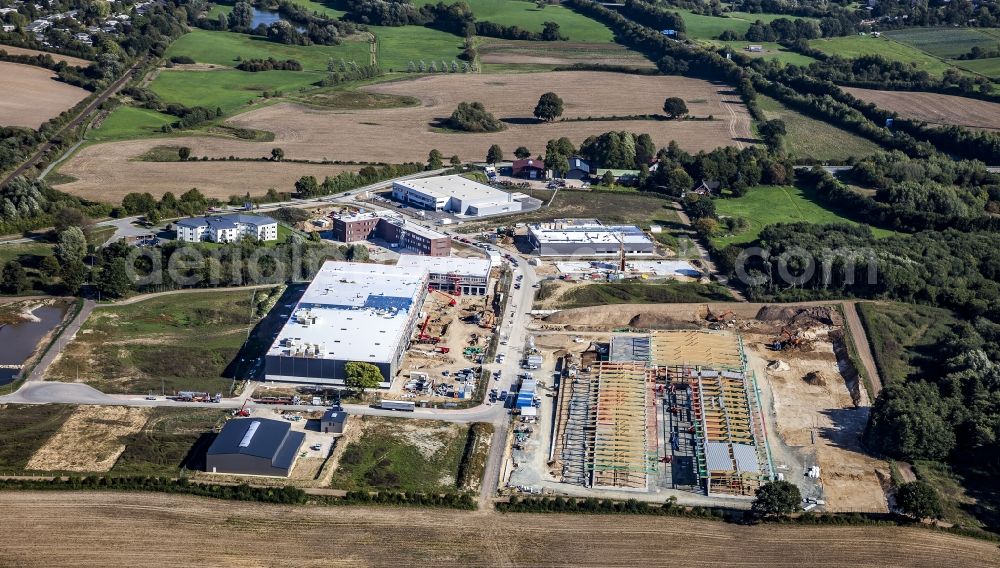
left=0, top=62, right=90, bottom=129
left=57, top=144, right=361, bottom=201
left=1, top=492, right=995, bottom=567
left=843, top=87, right=1000, bottom=131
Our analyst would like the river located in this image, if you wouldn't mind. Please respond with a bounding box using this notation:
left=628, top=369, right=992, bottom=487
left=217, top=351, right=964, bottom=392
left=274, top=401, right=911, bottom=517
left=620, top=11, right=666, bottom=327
left=0, top=303, right=69, bottom=386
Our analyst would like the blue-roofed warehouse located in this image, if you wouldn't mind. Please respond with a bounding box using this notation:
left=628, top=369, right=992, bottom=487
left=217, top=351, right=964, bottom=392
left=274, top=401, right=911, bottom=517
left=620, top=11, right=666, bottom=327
left=516, top=378, right=537, bottom=411
left=206, top=418, right=305, bottom=477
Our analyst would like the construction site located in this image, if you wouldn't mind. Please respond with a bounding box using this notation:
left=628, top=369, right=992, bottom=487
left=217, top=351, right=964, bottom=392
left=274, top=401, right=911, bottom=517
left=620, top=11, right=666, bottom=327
left=505, top=302, right=890, bottom=512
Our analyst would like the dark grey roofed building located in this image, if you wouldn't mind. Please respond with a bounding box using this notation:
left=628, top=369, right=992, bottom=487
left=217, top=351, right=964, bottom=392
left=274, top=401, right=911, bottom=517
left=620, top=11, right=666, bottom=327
left=320, top=409, right=348, bottom=434
left=206, top=418, right=305, bottom=477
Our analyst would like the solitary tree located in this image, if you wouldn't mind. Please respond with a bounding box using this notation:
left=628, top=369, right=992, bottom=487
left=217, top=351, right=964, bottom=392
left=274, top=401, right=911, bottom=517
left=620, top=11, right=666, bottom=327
left=345, top=361, right=383, bottom=394
left=39, top=255, right=60, bottom=278
left=486, top=144, right=504, bottom=165
left=2, top=260, right=27, bottom=294
left=896, top=481, right=943, bottom=520
left=178, top=146, right=191, bottom=161
left=449, top=155, right=462, bottom=167
left=601, top=170, right=616, bottom=186
left=751, top=480, right=801, bottom=518
left=294, top=175, right=319, bottom=197
left=98, top=257, right=133, bottom=299
left=56, top=226, right=88, bottom=264
left=514, top=146, right=531, bottom=159
left=53, top=207, right=90, bottom=233
left=533, top=92, right=564, bottom=122
left=427, top=149, right=444, bottom=169
left=61, top=260, right=87, bottom=294
left=271, top=147, right=285, bottom=161
left=662, top=97, right=688, bottom=119
left=146, top=209, right=161, bottom=225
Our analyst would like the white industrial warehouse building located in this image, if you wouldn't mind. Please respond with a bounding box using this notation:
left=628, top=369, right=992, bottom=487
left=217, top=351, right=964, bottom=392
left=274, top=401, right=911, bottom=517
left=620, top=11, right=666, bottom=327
left=395, top=255, right=493, bottom=296
left=264, top=261, right=429, bottom=386
left=527, top=219, right=655, bottom=257
left=392, top=175, right=523, bottom=216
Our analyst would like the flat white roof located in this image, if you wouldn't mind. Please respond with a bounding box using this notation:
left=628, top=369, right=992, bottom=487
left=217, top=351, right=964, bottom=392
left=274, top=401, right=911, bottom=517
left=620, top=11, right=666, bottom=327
left=530, top=220, right=653, bottom=246
left=396, top=175, right=513, bottom=206
left=267, top=261, right=426, bottom=364
left=395, top=255, right=492, bottom=278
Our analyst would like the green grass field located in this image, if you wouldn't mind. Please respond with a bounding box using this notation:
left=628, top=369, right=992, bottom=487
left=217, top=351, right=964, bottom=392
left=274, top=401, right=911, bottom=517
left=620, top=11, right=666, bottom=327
left=711, top=40, right=816, bottom=65
left=112, top=408, right=229, bottom=476
left=329, top=416, right=470, bottom=492
left=884, top=27, right=999, bottom=59
left=90, top=106, right=175, bottom=142
left=808, top=35, right=955, bottom=77
left=165, top=29, right=371, bottom=71
left=677, top=9, right=811, bottom=40
left=711, top=185, right=897, bottom=247
left=149, top=68, right=323, bottom=112
left=757, top=94, right=883, bottom=162
left=856, top=301, right=958, bottom=385
left=45, top=290, right=269, bottom=394
left=953, top=56, right=1000, bottom=78
left=537, top=280, right=733, bottom=309
left=413, top=0, right=614, bottom=42
left=0, top=405, right=76, bottom=475
left=372, top=25, right=466, bottom=72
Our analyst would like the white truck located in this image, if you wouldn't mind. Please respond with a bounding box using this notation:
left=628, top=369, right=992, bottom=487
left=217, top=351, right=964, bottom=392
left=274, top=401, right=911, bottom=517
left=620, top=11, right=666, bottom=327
left=379, top=400, right=416, bottom=412
left=311, top=396, right=323, bottom=406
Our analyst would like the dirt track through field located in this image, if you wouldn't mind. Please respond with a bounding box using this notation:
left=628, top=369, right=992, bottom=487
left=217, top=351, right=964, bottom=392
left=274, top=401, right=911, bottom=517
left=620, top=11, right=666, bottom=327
left=57, top=146, right=362, bottom=201
left=58, top=72, right=753, bottom=201
left=843, top=87, right=1000, bottom=131
left=1, top=491, right=996, bottom=567
left=0, top=62, right=90, bottom=129
left=0, top=44, right=91, bottom=67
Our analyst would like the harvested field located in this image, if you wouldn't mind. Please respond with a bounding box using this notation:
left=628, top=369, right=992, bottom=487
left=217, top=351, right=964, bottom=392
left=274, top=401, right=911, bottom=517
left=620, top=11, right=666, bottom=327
left=478, top=40, right=655, bottom=67
left=0, top=62, right=90, bottom=129
left=57, top=142, right=361, bottom=201
left=3, top=491, right=999, bottom=567
left=0, top=43, right=91, bottom=67
left=25, top=406, right=150, bottom=472
left=843, top=87, right=1000, bottom=131
left=81, top=72, right=749, bottom=166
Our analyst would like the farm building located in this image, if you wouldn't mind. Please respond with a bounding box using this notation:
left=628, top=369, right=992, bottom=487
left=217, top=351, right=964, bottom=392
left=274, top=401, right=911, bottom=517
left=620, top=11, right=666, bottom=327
left=566, top=156, right=592, bottom=180
left=205, top=418, right=305, bottom=477
left=332, top=211, right=450, bottom=256
left=392, top=175, right=524, bottom=217
left=512, top=158, right=545, bottom=180
left=264, top=261, right=429, bottom=386
left=594, top=168, right=640, bottom=185
left=175, top=214, right=277, bottom=243
left=527, top=219, right=655, bottom=257
left=320, top=409, right=348, bottom=434
left=395, top=255, right=493, bottom=296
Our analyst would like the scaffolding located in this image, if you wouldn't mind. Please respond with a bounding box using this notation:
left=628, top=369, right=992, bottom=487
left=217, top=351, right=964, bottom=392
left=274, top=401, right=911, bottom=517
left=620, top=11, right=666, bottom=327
left=650, top=330, right=744, bottom=370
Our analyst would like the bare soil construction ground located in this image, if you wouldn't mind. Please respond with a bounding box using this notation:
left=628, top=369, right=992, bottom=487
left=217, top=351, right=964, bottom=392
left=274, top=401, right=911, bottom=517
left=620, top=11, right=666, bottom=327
left=58, top=72, right=752, bottom=195
left=0, top=62, right=90, bottom=129
left=0, top=44, right=91, bottom=67
left=25, top=405, right=150, bottom=472
left=843, top=87, right=1000, bottom=131
left=56, top=143, right=360, bottom=201
left=2, top=492, right=997, bottom=567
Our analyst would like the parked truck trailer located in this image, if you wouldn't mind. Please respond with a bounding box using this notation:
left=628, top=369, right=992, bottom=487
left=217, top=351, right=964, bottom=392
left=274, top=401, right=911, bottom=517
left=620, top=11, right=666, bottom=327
left=379, top=400, right=416, bottom=412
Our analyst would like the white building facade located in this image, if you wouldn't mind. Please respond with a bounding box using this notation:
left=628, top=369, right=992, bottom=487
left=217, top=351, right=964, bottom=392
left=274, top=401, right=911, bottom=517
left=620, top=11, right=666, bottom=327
left=175, top=214, right=278, bottom=243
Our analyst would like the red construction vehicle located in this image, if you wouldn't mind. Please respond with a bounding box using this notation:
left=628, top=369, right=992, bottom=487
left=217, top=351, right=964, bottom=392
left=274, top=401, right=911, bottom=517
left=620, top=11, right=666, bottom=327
left=434, top=346, right=450, bottom=354
left=432, top=289, right=458, bottom=306
left=233, top=399, right=250, bottom=417
left=773, top=327, right=805, bottom=351
left=414, top=315, right=441, bottom=344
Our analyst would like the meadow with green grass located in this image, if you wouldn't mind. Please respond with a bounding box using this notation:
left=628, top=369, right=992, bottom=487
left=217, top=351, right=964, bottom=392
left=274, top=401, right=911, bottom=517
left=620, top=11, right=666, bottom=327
left=952, top=56, right=1000, bottom=78
left=884, top=27, right=999, bottom=59
left=165, top=29, right=371, bottom=71
left=414, top=0, right=614, bottom=42
left=329, top=416, right=471, bottom=493
left=90, top=106, right=175, bottom=142
left=677, top=9, right=811, bottom=40
left=711, top=184, right=896, bottom=247
left=149, top=68, right=322, bottom=113
left=711, top=40, right=815, bottom=65
left=808, top=35, right=955, bottom=77
left=856, top=301, right=958, bottom=386
left=757, top=94, right=882, bottom=162
left=372, top=25, right=466, bottom=71
left=45, top=290, right=267, bottom=395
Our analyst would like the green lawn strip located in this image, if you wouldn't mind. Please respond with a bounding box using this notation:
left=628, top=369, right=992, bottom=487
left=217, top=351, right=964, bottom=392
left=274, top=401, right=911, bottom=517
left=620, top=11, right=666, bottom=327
left=883, top=27, right=999, bottom=59
left=89, top=106, right=176, bottom=142
left=808, top=35, right=956, bottom=78
left=412, top=0, right=614, bottom=42
left=756, top=94, right=883, bottom=162
left=711, top=184, right=897, bottom=247
left=329, top=416, right=470, bottom=493
left=707, top=40, right=816, bottom=65
left=149, top=68, right=324, bottom=113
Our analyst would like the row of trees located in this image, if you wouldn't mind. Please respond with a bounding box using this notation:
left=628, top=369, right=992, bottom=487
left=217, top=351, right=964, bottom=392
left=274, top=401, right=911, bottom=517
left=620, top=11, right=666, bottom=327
left=235, top=57, right=302, bottom=71
left=292, top=163, right=425, bottom=197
